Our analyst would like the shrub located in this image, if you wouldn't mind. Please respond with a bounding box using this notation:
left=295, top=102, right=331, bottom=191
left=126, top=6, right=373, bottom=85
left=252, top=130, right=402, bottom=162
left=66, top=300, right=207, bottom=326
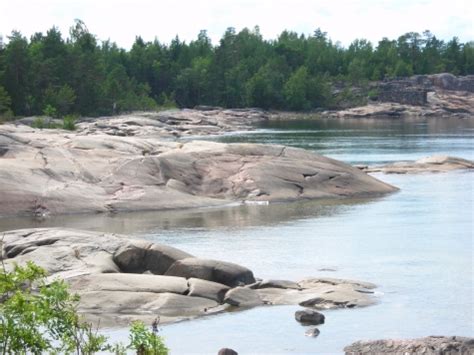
left=32, top=117, right=45, bottom=129
left=63, top=114, right=77, bottom=131
left=0, top=261, right=168, bottom=354
left=43, top=104, right=58, bottom=118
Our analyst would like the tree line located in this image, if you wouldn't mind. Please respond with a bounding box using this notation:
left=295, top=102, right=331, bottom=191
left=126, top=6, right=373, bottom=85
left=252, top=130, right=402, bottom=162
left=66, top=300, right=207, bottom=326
left=0, top=20, right=473, bottom=118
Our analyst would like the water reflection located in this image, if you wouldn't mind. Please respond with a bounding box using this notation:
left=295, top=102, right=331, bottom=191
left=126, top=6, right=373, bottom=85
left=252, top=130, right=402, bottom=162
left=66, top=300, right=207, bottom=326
left=0, top=196, right=378, bottom=235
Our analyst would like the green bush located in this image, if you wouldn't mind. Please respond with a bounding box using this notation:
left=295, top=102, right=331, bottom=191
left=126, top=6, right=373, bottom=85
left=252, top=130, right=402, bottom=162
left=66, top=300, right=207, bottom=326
left=32, top=117, right=46, bottom=129
left=43, top=104, right=58, bottom=118
left=63, top=114, right=77, bottom=131
left=0, top=261, right=168, bottom=354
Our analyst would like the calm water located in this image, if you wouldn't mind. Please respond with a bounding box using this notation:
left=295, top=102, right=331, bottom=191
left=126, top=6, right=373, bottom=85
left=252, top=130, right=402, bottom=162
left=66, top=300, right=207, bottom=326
left=1, top=117, right=473, bottom=354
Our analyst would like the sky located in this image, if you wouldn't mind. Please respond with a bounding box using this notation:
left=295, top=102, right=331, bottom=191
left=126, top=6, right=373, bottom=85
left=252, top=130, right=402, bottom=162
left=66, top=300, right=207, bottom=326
left=1, top=0, right=473, bottom=48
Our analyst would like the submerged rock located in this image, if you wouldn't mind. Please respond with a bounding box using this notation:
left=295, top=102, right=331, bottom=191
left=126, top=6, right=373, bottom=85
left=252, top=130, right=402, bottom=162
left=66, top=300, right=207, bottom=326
left=304, top=328, right=321, bottom=337
left=1, top=228, right=379, bottom=326
left=344, top=336, right=474, bottom=355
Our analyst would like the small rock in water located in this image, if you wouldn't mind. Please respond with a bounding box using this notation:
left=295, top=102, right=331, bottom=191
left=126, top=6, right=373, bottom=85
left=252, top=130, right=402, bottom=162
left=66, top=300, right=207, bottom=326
left=295, top=309, right=325, bottom=325
left=218, top=348, right=238, bottom=355
left=305, top=328, right=320, bottom=337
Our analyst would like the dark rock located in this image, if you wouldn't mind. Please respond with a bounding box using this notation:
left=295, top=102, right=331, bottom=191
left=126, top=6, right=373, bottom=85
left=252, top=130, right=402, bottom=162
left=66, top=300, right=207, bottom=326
left=113, top=242, right=192, bottom=274
left=165, top=258, right=256, bottom=287
left=295, top=309, right=325, bottom=325
left=305, top=328, right=320, bottom=337
left=218, top=348, right=238, bottom=355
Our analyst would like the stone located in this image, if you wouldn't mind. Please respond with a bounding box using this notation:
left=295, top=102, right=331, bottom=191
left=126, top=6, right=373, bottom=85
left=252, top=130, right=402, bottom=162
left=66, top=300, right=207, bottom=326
left=295, top=309, right=325, bottom=325
left=67, top=273, right=189, bottom=294
left=113, top=242, right=192, bottom=274
left=1, top=227, right=379, bottom=326
left=165, top=258, right=256, bottom=287
left=0, top=114, right=397, bottom=218
left=305, top=328, right=320, bottom=337
left=223, top=287, right=264, bottom=307
left=344, top=336, right=474, bottom=355
left=188, top=278, right=230, bottom=302
left=365, top=155, right=474, bottom=174
left=257, top=279, right=300, bottom=290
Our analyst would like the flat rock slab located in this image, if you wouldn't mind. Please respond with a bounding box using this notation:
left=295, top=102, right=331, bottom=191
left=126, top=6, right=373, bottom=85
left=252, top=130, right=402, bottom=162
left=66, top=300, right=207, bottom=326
left=1, top=228, right=379, bottom=326
left=344, top=336, right=474, bottom=355
left=363, top=155, right=474, bottom=174
left=0, top=116, right=397, bottom=217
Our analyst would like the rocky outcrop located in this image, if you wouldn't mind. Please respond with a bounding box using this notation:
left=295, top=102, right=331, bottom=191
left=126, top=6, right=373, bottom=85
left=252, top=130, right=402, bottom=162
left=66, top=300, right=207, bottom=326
left=362, top=155, right=474, bottom=174
left=74, top=108, right=269, bottom=138
left=326, top=74, right=474, bottom=118
left=0, top=228, right=379, bottom=326
left=0, top=122, right=396, bottom=217
left=344, top=336, right=474, bottom=355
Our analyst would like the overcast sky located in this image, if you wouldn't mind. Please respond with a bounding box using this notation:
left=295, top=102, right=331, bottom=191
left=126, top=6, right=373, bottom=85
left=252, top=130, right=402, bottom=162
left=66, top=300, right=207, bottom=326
left=1, top=0, right=473, bottom=48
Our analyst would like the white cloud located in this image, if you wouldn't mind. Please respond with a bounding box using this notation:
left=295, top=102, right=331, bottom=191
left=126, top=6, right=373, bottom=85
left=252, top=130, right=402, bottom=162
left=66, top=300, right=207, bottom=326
left=1, top=0, right=472, bottom=47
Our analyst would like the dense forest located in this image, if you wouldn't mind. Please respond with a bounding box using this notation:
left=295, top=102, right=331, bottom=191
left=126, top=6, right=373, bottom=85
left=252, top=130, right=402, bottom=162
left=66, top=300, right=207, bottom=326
left=0, top=20, right=473, bottom=118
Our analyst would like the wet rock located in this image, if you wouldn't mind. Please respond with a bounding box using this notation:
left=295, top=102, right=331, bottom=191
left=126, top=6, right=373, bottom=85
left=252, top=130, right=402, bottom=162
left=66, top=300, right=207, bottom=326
left=305, top=328, right=320, bottom=337
left=344, top=336, right=474, bottom=355
left=295, top=309, right=325, bottom=325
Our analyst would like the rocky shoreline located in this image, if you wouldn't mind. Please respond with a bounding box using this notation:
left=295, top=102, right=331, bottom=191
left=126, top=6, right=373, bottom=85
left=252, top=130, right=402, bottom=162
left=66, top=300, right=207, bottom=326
left=344, top=336, right=474, bottom=355
left=1, top=228, right=378, bottom=326
left=0, top=117, right=397, bottom=218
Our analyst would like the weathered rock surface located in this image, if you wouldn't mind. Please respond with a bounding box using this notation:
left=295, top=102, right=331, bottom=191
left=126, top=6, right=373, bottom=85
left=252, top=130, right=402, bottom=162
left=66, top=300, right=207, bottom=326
left=0, top=120, right=396, bottom=217
left=344, top=336, right=474, bottom=355
left=76, top=108, right=269, bottom=138
left=0, top=228, right=379, bottom=326
left=223, top=287, right=264, bottom=307
left=362, top=155, right=474, bottom=174
left=295, top=309, right=325, bottom=325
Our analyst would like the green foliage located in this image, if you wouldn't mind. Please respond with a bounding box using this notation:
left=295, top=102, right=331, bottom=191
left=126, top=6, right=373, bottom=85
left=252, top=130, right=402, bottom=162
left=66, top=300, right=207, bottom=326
left=63, top=114, right=76, bottom=130
left=44, top=85, right=76, bottom=116
left=42, top=104, right=57, bottom=118
left=0, top=23, right=472, bottom=116
left=32, top=117, right=45, bottom=129
left=0, top=262, right=108, bottom=354
left=0, top=261, right=169, bottom=354
left=127, top=321, right=169, bottom=355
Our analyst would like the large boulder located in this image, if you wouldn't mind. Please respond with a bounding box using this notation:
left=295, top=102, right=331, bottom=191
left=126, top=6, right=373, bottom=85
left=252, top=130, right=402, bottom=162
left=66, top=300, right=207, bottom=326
left=0, top=228, right=379, bottom=326
left=0, top=118, right=397, bottom=218
left=165, top=258, right=256, bottom=287
left=113, top=242, right=192, bottom=274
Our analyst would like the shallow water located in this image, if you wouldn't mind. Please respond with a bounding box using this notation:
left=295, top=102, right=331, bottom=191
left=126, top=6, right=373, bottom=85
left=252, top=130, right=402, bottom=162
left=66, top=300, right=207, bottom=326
left=1, top=117, right=473, bottom=354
